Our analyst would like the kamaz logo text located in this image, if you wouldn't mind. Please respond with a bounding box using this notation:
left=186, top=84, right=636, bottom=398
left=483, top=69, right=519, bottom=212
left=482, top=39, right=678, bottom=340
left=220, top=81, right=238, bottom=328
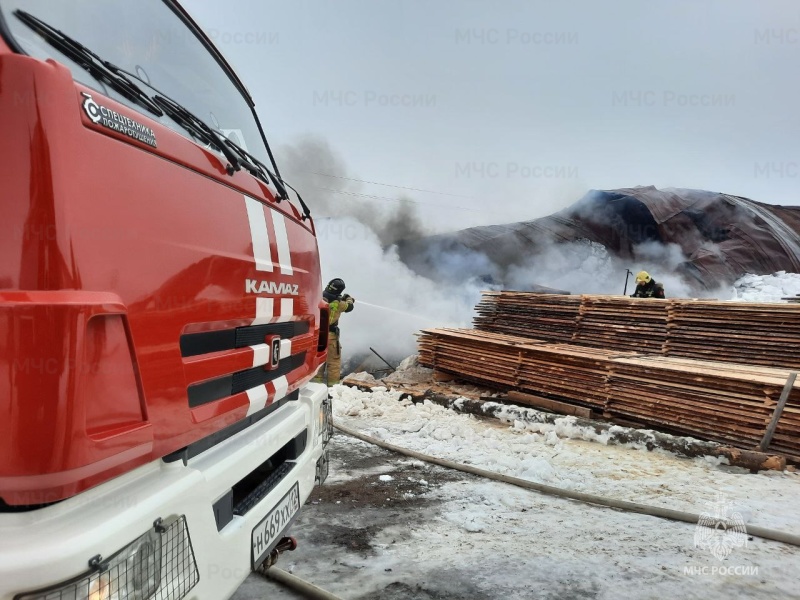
left=246, top=279, right=299, bottom=295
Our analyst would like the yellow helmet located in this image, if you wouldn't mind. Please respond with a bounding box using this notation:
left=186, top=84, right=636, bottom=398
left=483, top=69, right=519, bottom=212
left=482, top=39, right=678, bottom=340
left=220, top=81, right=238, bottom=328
left=635, top=271, right=651, bottom=284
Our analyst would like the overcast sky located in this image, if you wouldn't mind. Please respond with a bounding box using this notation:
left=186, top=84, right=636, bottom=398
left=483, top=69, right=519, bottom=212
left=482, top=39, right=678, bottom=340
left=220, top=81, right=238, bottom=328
left=186, top=0, right=800, bottom=231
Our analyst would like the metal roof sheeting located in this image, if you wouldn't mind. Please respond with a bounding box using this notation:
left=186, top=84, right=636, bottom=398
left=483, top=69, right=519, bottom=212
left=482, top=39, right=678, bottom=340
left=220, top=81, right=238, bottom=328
left=399, top=187, right=800, bottom=290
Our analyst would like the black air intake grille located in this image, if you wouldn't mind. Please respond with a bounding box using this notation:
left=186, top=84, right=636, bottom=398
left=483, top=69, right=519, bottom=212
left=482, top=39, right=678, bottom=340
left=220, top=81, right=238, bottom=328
left=181, top=321, right=310, bottom=357
left=231, top=353, right=307, bottom=395
left=187, top=352, right=307, bottom=408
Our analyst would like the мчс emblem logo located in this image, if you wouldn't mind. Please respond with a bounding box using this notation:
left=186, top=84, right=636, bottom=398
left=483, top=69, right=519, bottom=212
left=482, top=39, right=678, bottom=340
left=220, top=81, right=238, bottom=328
left=694, top=493, right=748, bottom=561
left=81, top=92, right=157, bottom=147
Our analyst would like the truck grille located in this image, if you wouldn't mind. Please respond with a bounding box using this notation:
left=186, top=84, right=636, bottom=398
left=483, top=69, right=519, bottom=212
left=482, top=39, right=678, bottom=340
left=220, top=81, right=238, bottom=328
left=187, top=352, right=307, bottom=407
left=179, top=321, right=309, bottom=357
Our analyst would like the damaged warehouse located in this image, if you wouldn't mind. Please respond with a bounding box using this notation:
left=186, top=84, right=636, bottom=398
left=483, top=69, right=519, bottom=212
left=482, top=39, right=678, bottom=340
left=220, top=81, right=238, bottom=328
left=398, top=187, right=800, bottom=296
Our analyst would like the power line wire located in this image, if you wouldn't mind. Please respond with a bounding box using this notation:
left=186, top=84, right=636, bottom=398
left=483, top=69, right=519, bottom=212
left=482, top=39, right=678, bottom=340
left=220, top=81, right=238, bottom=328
left=314, top=187, right=489, bottom=214
left=306, top=172, right=479, bottom=200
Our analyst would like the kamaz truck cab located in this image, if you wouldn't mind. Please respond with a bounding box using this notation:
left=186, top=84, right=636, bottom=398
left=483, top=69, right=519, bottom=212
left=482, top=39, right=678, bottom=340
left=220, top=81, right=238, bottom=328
left=0, top=1, right=331, bottom=598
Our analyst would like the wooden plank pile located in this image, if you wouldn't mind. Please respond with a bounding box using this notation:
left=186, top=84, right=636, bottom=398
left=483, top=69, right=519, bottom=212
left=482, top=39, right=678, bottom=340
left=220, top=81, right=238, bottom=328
left=417, top=328, right=544, bottom=390
left=605, top=355, right=800, bottom=461
left=418, top=328, right=630, bottom=410
left=516, top=343, right=629, bottom=409
left=665, top=300, right=800, bottom=369
left=573, top=296, right=669, bottom=353
left=473, top=292, right=581, bottom=342
left=473, top=291, right=800, bottom=370
left=418, top=313, right=800, bottom=461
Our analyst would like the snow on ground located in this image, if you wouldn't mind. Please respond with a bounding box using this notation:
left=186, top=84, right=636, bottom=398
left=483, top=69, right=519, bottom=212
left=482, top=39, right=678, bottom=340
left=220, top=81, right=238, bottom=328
left=311, top=386, right=800, bottom=598
left=332, top=385, right=800, bottom=535
left=242, top=432, right=800, bottom=600
left=732, top=271, right=800, bottom=302
left=236, top=273, right=800, bottom=599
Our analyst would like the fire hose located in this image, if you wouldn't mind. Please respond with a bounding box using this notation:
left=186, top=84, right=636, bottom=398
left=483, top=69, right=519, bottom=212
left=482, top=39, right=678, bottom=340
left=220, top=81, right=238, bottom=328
left=260, top=567, right=344, bottom=600
left=261, top=420, right=800, bottom=599
left=333, top=422, right=800, bottom=548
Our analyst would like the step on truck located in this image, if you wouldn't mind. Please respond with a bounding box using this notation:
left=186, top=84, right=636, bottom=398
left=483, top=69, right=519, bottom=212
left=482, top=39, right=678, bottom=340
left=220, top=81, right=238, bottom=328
left=0, top=1, right=333, bottom=598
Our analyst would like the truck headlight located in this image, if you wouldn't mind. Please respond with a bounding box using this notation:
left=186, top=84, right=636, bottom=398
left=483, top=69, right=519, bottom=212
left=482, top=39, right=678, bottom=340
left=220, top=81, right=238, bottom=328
left=16, top=517, right=198, bottom=600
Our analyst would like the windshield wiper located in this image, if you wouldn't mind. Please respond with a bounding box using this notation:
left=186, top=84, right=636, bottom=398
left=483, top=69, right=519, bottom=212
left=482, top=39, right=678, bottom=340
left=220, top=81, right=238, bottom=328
left=104, top=64, right=309, bottom=219
left=13, top=10, right=163, bottom=118
left=219, top=140, right=284, bottom=194
left=220, top=139, right=311, bottom=220
left=220, top=141, right=311, bottom=219
left=151, top=94, right=242, bottom=175
left=280, top=179, right=312, bottom=221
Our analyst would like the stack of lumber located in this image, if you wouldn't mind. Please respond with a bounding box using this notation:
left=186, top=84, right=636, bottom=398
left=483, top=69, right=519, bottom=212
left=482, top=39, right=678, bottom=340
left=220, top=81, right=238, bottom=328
left=573, top=295, right=669, bottom=353
left=474, top=292, right=800, bottom=370
left=605, top=355, right=800, bottom=460
left=418, top=328, right=627, bottom=409
left=516, top=343, right=631, bottom=409
left=417, top=328, right=544, bottom=389
left=665, top=300, right=800, bottom=369
left=473, top=292, right=581, bottom=342
left=417, top=326, right=800, bottom=461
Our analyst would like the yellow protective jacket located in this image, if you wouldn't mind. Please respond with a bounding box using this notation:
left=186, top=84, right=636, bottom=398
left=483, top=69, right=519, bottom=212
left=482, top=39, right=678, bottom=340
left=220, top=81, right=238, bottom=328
left=328, top=297, right=354, bottom=331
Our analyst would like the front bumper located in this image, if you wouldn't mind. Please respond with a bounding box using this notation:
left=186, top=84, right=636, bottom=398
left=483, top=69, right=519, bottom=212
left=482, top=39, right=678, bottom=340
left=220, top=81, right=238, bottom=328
left=0, top=382, right=329, bottom=600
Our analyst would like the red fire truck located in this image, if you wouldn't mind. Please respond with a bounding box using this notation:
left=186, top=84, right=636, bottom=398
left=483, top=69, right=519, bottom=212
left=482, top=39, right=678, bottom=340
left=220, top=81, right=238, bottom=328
left=0, top=1, right=331, bottom=598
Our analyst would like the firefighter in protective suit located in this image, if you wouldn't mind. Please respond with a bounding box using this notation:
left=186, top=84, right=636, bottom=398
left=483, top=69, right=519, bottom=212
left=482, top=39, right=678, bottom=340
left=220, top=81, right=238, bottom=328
left=631, top=271, right=666, bottom=298
left=323, top=278, right=354, bottom=384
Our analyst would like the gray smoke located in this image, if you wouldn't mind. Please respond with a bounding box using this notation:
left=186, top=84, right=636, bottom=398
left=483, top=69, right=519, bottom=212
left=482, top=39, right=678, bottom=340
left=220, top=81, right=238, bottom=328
left=279, top=135, right=428, bottom=245
left=281, top=141, right=743, bottom=364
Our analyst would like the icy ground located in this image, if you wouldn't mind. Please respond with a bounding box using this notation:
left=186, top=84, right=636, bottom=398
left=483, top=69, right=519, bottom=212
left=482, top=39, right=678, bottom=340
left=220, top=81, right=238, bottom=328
left=234, top=387, right=800, bottom=600
left=233, top=273, right=800, bottom=598
left=333, top=386, right=800, bottom=536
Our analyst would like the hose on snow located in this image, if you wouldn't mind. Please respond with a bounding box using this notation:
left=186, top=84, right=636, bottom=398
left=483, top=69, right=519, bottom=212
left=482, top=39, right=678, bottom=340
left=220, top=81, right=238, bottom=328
left=334, top=421, right=800, bottom=548
left=260, top=567, right=344, bottom=600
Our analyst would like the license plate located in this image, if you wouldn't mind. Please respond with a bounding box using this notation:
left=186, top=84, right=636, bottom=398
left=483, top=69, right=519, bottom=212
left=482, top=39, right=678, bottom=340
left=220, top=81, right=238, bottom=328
left=251, top=482, right=300, bottom=568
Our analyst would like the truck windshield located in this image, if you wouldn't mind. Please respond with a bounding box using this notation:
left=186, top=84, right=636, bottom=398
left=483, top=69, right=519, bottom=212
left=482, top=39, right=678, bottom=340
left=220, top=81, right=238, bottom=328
left=0, top=0, right=271, bottom=166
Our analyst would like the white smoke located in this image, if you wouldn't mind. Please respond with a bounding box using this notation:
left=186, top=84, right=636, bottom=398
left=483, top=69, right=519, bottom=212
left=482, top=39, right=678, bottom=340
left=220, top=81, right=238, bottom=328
left=287, top=137, right=743, bottom=367
left=317, top=217, right=483, bottom=361
left=503, top=238, right=735, bottom=299
left=505, top=239, right=618, bottom=294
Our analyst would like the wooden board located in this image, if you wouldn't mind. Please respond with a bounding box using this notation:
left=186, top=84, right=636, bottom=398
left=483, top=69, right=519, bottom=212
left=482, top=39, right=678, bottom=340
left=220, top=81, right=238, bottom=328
left=506, top=390, right=593, bottom=418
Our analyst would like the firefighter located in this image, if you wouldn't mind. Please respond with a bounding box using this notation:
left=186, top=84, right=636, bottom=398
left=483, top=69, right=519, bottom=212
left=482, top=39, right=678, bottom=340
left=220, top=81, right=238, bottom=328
left=322, top=278, right=355, bottom=384
left=630, top=271, right=666, bottom=298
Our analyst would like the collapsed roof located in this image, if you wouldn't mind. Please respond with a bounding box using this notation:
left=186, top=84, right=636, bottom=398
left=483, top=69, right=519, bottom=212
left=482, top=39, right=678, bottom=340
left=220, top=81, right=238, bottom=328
left=398, top=186, right=800, bottom=291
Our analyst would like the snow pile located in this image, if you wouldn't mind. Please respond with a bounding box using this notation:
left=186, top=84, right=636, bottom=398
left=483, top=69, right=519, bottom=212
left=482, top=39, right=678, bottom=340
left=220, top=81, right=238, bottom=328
left=333, top=386, right=576, bottom=486
left=331, top=385, right=800, bottom=533
left=381, top=355, right=434, bottom=385
left=731, top=271, right=800, bottom=302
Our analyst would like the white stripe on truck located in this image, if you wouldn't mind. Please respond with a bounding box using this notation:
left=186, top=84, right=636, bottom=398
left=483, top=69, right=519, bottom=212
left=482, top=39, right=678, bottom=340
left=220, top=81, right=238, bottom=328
left=252, top=297, right=274, bottom=326
left=251, top=344, right=271, bottom=368
left=275, top=298, right=294, bottom=323
left=245, top=196, right=273, bottom=272
left=271, top=376, right=289, bottom=403
left=271, top=210, right=294, bottom=275
left=245, top=384, right=269, bottom=415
